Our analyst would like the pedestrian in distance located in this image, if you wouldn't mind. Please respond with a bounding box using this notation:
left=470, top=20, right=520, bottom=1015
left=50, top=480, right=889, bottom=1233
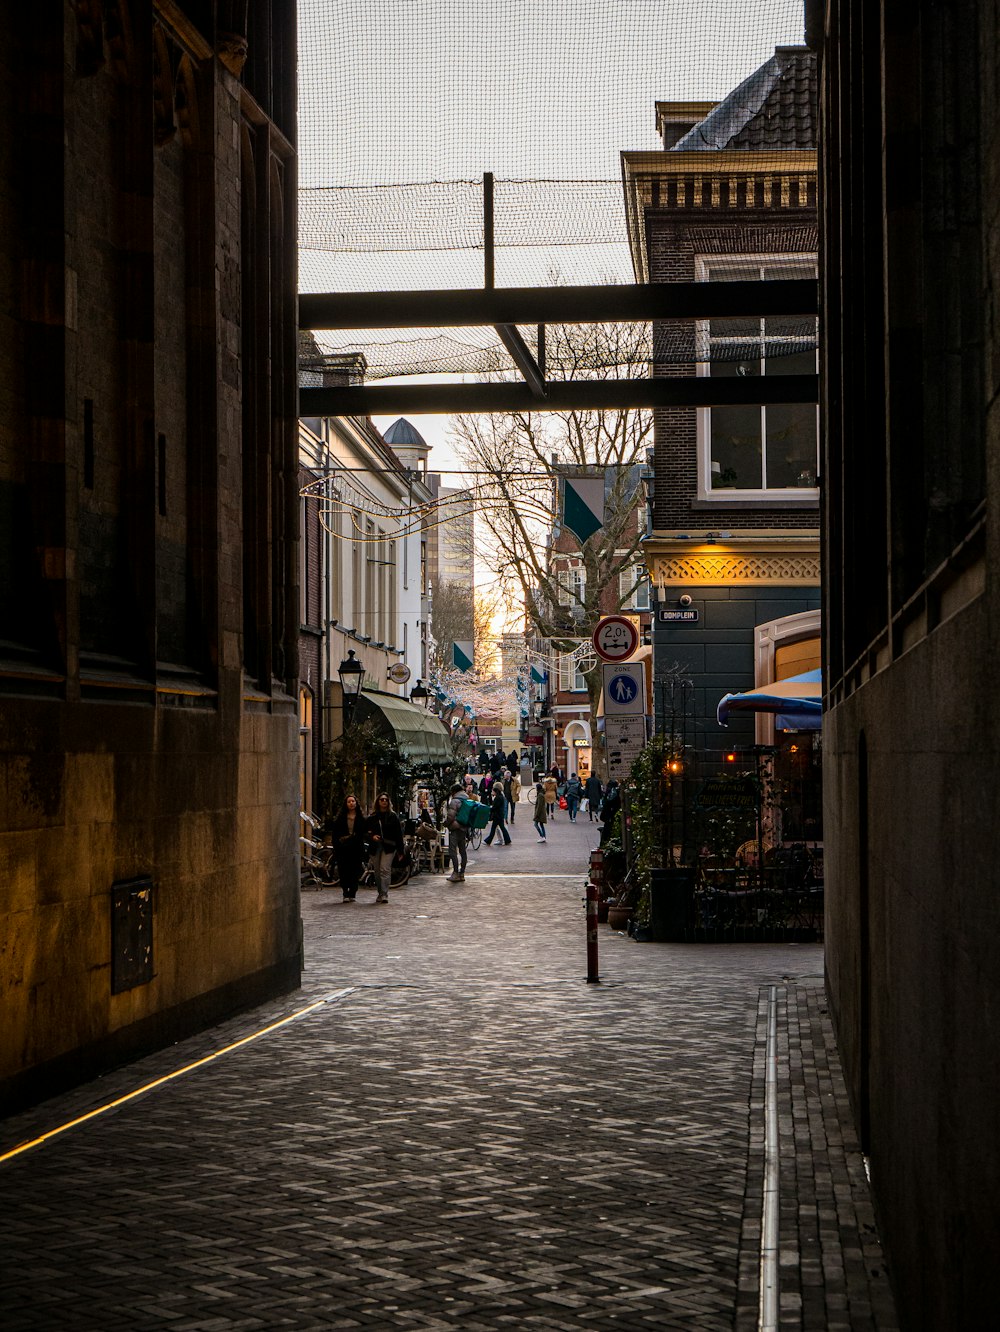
left=484, top=779, right=512, bottom=845
left=565, top=772, right=582, bottom=822
left=533, top=782, right=547, bottom=842
left=507, top=768, right=521, bottom=822
left=444, top=784, right=468, bottom=882
left=367, top=792, right=403, bottom=903
left=543, top=771, right=558, bottom=817
left=584, top=772, right=603, bottom=821
left=331, top=794, right=367, bottom=901
left=599, top=779, right=621, bottom=847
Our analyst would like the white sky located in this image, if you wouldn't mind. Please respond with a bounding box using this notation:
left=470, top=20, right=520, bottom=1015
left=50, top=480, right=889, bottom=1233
left=299, top=0, right=806, bottom=467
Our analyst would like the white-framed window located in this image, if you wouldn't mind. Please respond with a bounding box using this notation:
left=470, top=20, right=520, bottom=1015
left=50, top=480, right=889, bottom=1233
left=558, top=646, right=588, bottom=693
left=696, top=255, right=818, bottom=498
left=555, top=562, right=586, bottom=608
left=619, top=565, right=650, bottom=611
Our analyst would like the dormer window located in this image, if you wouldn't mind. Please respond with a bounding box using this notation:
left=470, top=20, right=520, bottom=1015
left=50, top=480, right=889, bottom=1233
left=696, top=256, right=818, bottom=500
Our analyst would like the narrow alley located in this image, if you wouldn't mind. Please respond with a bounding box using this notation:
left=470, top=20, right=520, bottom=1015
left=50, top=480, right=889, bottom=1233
left=1, top=817, right=895, bottom=1330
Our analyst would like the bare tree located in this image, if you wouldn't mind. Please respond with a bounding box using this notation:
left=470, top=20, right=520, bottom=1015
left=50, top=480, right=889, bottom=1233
left=428, top=580, right=474, bottom=680
left=450, top=320, right=654, bottom=755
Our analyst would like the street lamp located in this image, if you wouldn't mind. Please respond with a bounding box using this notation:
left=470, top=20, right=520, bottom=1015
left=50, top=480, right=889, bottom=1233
left=338, top=649, right=365, bottom=731
left=409, top=679, right=429, bottom=708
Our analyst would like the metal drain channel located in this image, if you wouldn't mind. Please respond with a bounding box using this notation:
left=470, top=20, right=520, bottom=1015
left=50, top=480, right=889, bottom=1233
left=758, top=984, right=780, bottom=1330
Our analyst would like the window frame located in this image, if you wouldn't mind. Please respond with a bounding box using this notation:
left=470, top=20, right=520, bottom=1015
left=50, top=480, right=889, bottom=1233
left=695, top=253, right=819, bottom=502
left=619, top=564, right=650, bottom=611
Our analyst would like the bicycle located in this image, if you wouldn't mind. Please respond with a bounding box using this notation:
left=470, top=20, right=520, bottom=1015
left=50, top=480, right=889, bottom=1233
left=300, top=811, right=338, bottom=889
left=358, top=847, right=411, bottom=889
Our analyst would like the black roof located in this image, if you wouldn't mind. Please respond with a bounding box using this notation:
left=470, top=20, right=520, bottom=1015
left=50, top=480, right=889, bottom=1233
left=673, top=47, right=816, bottom=152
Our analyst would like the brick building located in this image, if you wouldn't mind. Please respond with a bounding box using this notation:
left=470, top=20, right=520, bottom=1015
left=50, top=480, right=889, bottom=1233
left=0, top=3, right=302, bottom=1109
left=622, top=47, right=822, bottom=834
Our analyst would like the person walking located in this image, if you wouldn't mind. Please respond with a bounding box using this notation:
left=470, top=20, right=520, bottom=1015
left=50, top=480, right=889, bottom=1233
left=565, top=772, right=582, bottom=822
left=484, top=779, right=512, bottom=846
left=367, top=792, right=403, bottom=903
left=584, top=772, right=603, bottom=821
left=599, top=779, right=621, bottom=847
left=331, top=794, right=367, bottom=901
left=532, top=782, right=548, bottom=843
left=444, top=784, right=468, bottom=882
left=543, top=771, right=559, bottom=818
left=507, top=769, right=521, bottom=822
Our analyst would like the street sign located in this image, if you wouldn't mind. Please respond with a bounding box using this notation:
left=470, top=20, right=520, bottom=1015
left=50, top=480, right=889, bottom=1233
left=606, top=716, right=646, bottom=778
left=606, top=716, right=646, bottom=747
left=602, top=661, right=646, bottom=716
left=592, top=615, right=639, bottom=663
left=658, top=608, right=699, bottom=623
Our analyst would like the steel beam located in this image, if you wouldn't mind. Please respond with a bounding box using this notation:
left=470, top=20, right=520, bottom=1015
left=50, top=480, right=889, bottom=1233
left=298, top=279, right=817, bottom=330
left=299, top=374, right=818, bottom=417
left=494, top=324, right=547, bottom=398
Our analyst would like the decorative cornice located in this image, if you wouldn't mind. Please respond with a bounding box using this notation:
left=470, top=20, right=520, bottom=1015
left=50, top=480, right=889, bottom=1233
left=643, top=535, right=820, bottom=588
left=621, top=149, right=818, bottom=283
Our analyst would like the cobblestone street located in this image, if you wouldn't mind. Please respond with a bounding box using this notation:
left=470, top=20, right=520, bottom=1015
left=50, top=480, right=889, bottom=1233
left=1, top=815, right=897, bottom=1329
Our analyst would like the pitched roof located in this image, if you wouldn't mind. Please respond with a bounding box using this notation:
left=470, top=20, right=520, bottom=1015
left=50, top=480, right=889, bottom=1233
left=673, top=47, right=816, bottom=152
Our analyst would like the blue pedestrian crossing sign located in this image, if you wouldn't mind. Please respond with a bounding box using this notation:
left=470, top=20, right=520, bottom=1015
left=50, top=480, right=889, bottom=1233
left=602, top=661, right=646, bottom=716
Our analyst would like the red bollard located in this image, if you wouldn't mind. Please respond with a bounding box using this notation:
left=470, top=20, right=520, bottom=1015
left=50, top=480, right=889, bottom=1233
left=586, top=880, right=600, bottom=983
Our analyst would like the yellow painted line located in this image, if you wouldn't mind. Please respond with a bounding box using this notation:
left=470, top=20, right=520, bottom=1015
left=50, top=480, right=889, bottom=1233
left=0, top=987, right=357, bottom=1166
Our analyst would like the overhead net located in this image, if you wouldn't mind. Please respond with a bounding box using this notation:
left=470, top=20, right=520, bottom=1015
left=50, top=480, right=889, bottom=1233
left=298, top=0, right=815, bottom=378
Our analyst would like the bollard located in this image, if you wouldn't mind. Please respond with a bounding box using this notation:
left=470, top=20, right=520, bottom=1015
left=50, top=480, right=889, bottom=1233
left=585, top=880, right=600, bottom=983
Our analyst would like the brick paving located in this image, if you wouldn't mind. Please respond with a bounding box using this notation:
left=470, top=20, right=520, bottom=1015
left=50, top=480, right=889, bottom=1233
left=1, top=815, right=897, bottom=1329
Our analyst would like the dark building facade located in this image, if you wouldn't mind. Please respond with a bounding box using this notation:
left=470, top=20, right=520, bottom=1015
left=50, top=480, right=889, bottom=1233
left=624, top=49, right=822, bottom=822
left=0, top=3, right=302, bottom=1109
left=814, top=1, right=998, bottom=1325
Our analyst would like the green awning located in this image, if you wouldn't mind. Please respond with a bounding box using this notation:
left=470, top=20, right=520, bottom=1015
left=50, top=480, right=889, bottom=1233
left=355, top=690, right=454, bottom=765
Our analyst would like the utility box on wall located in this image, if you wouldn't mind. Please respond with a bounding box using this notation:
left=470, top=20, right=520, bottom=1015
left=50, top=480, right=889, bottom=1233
left=111, top=877, right=154, bottom=994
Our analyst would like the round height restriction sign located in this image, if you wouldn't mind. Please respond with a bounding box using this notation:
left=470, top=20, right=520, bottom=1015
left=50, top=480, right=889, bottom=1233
left=592, top=615, right=639, bottom=663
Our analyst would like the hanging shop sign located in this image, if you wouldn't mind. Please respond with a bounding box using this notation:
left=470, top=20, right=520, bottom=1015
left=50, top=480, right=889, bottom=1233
left=387, top=663, right=411, bottom=684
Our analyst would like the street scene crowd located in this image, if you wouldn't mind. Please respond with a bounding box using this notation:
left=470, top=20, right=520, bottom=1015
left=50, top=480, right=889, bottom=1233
left=318, top=750, right=623, bottom=900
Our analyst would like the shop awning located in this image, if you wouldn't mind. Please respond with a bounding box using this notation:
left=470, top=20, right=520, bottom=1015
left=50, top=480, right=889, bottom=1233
left=355, top=690, right=454, bottom=764
left=717, top=669, right=822, bottom=731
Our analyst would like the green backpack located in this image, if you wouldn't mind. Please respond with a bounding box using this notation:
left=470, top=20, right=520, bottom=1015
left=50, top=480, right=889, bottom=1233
left=455, top=797, right=480, bottom=828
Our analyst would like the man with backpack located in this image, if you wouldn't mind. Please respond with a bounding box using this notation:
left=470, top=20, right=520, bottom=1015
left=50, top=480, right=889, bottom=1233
left=444, top=784, right=469, bottom=882
left=565, top=772, right=583, bottom=823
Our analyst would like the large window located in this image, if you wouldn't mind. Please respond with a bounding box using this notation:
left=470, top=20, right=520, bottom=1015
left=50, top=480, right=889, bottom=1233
left=697, top=256, right=818, bottom=498
left=619, top=565, right=650, bottom=611
left=558, top=646, right=588, bottom=693
left=555, top=562, right=586, bottom=616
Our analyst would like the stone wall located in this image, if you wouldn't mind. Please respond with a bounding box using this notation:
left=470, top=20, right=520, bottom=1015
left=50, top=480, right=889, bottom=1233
left=0, top=4, right=302, bottom=1112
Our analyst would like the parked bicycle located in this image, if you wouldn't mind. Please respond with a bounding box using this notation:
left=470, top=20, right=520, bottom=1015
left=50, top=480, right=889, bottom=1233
left=300, top=812, right=337, bottom=889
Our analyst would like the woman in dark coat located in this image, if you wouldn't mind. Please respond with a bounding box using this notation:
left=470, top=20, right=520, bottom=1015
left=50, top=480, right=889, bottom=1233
left=367, top=792, right=404, bottom=903
left=599, top=780, right=621, bottom=847
left=330, top=794, right=367, bottom=902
